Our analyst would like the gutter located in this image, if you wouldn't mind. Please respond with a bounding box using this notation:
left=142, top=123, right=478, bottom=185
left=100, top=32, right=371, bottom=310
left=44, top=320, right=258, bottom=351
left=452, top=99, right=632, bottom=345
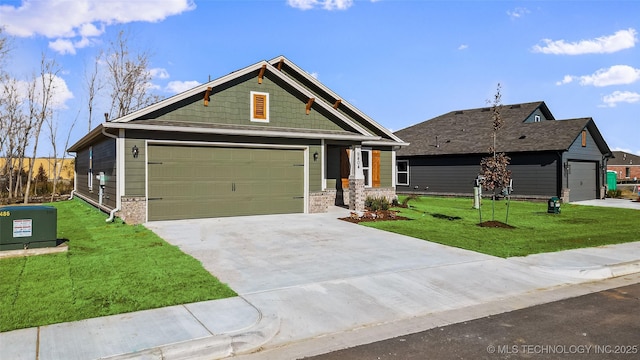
left=103, top=122, right=380, bottom=142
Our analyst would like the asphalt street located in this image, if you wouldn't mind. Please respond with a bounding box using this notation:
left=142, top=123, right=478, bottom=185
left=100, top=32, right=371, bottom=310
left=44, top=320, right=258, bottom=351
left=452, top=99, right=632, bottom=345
left=304, top=282, right=640, bottom=360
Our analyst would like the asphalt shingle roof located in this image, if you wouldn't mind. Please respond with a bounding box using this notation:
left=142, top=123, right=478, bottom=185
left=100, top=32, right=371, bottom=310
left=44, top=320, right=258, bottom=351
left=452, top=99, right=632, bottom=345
left=395, top=101, right=599, bottom=157
left=609, top=151, right=640, bottom=166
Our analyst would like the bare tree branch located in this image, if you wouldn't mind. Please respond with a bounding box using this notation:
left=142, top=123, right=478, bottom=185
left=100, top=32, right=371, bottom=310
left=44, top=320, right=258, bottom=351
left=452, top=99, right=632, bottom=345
left=23, top=53, right=61, bottom=203
left=105, top=30, right=161, bottom=120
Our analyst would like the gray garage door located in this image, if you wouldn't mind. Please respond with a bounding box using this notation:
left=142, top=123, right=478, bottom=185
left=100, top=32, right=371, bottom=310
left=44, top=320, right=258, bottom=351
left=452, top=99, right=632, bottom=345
left=147, top=145, right=305, bottom=221
left=568, top=161, right=597, bottom=202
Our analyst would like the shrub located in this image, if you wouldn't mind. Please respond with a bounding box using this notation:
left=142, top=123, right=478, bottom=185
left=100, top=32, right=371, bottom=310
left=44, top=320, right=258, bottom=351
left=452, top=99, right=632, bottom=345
left=365, top=196, right=390, bottom=211
left=607, top=189, right=622, bottom=198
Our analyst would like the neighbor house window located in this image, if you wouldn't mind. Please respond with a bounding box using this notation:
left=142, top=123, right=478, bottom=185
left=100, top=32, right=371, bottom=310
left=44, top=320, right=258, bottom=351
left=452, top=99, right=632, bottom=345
left=250, top=91, right=269, bottom=122
left=626, top=167, right=631, bottom=178
left=581, top=130, right=587, bottom=147
left=397, top=160, right=409, bottom=185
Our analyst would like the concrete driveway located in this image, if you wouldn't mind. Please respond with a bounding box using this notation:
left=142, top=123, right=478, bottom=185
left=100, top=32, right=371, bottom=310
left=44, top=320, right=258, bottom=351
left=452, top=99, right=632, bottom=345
left=145, top=207, right=589, bottom=352
left=147, top=207, right=493, bottom=294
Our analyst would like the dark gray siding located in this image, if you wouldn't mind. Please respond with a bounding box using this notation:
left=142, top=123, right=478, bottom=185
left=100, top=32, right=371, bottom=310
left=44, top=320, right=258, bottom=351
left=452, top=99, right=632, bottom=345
left=398, top=152, right=561, bottom=198
left=398, top=155, right=481, bottom=194
left=562, top=128, right=604, bottom=199
left=75, top=138, right=117, bottom=209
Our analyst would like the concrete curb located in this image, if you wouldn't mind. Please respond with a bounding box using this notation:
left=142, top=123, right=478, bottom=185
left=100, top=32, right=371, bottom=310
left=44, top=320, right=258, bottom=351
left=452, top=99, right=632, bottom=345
left=101, top=312, right=280, bottom=360
left=527, top=260, right=640, bottom=280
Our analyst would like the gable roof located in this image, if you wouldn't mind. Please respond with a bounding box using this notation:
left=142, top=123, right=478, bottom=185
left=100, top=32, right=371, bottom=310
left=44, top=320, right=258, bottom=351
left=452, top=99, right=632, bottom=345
left=268, top=56, right=405, bottom=145
left=395, top=101, right=611, bottom=157
left=69, top=57, right=406, bottom=152
left=609, top=151, right=640, bottom=166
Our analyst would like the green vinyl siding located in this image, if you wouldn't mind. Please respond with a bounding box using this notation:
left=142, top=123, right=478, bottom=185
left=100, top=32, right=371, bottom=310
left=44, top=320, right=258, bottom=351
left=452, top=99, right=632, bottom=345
left=147, top=145, right=304, bottom=221
left=379, top=149, right=393, bottom=188
left=308, top=144, right=322, bottom=192
left=153, top=73, right=348, bottom=132
left=124, top=138, right=146, bottom=197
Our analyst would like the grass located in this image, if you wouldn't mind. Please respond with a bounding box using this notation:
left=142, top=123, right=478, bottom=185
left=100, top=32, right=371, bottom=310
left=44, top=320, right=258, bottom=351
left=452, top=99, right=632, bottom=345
left=0, top=198, right=236, bottom=332
left=365, top=196, right=639, bottom=258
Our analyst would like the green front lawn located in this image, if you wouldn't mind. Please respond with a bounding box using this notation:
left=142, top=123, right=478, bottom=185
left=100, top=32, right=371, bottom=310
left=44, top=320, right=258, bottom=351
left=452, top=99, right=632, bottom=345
left=365, top=196, right=639, bottom=258
left=0, top=199, right=236, bottom=332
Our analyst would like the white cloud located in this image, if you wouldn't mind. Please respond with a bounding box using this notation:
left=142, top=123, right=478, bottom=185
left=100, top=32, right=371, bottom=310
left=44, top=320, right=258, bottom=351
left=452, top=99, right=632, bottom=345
left=165, top=80, right=201, bottom=94
left=287, top=0, right=354, bottom=11
left=532, top=28, right=637, bottom=55
left=558, top=65, right=640, bottom=87
left=458, top=44, right=468, bottom=50
left=11, top=74, right=74, bottom=110
left=507, top=7, right=530, bottom=19
left=601, top=91, right=640, bottom=107
left=310, top=72, right=319, bottom=79
left=580, top=65, right=640, bottom=87
left=0, top=0, right=195, bottom=54
left=149, top=68, right=170, bottom=80
left=48, top=39, right=77, bottom=55
left=555, top=75, right=574, bottom=86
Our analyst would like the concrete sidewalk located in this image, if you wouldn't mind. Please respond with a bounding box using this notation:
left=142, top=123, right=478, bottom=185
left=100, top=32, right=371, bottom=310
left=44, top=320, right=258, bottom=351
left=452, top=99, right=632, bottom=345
left=2, top=208, right=640, bottom=360
left=571, top=197, right=640, bottom=210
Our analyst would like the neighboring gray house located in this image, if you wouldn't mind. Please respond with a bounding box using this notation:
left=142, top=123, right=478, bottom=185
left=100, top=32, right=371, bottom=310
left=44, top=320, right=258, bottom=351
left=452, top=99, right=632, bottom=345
left=394, top=101, right=612, bottom=202
left=68, top=56, right=407, bottom=223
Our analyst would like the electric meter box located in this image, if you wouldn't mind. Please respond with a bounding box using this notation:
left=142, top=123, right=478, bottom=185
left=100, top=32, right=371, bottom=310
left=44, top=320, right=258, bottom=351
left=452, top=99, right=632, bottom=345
left=0, top=205, right=58, bottom=251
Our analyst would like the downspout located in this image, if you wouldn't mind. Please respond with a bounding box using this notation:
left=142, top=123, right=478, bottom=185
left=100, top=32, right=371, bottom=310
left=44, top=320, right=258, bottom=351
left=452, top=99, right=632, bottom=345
left=102, top=127, right=120, bottom=222
left=67, top=151, right=76, bottom=200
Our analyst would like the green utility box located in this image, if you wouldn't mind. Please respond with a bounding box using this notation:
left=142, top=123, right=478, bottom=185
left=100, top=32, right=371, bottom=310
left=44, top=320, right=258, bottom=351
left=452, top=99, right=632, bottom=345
left=547, top=197, right=561, bottom=214
left=0, top=206, right=58, bottom=251
left=606, top=170, right=617, bottom=191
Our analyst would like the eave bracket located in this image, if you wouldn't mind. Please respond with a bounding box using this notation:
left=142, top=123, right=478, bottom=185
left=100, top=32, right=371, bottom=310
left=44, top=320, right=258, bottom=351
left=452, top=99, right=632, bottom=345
left=204, top=87, right=212, bottom=107
left=306, top=98, right=315, bottom=115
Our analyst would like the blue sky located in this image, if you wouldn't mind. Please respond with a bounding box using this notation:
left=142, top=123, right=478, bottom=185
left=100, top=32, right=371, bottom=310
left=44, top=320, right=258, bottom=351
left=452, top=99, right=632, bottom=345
left=1, top=0, right=639, bottom=156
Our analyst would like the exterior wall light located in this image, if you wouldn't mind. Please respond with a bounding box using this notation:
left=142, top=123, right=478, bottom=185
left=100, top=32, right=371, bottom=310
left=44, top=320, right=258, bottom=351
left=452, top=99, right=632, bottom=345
left=132, top=145, right=139, bottom=158
left=313, top=151, right=319, bottom=161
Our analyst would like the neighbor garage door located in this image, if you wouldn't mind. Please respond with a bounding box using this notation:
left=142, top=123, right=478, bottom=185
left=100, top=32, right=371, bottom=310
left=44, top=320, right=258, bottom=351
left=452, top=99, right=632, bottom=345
left=147, top=144, right=305, bottom=221
left=568, top=161, right=597, bottom=202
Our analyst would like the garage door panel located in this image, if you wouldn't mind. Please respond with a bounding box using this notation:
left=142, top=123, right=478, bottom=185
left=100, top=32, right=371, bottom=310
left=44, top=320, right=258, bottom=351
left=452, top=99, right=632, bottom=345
left=568, top=161, right=597, bottom=202
left=148, top=145, right=305, bottom=221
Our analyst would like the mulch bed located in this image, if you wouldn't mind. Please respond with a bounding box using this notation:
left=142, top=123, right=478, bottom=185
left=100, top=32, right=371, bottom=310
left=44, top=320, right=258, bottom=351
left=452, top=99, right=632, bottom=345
left=340, top=210, right=410, bottom=223
left=478, top=220, right=515, bottom=229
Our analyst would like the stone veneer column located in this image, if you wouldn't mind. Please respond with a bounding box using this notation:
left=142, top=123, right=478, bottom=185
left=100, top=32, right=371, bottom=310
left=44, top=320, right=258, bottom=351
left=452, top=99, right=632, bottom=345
left=348, top=145, right=366, bottom=212
left=349, top=177, right=365, bottom=212
left=119, top=197, right=147, bottom=224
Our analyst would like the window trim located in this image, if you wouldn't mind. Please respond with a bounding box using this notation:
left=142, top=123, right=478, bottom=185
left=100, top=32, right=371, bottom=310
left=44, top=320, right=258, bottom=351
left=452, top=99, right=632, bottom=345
left=361, top=148, right=372, bottom=188
left=534, top=115, right=541, bottom=122
left=396, top=160, right=409, bottom=186
left=250, top=91, right=269, bottom=123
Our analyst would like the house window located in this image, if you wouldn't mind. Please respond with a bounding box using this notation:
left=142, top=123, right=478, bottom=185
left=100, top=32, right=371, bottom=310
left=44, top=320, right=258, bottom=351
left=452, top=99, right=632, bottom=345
left=534, top=115, right=541, bottom=122
left=361, top=149, right=372, bottom=187
left=626, top=167, right=631, bottom=178
left=250, top=91, right=269, bottom=122
left=397, top=160, right=409, bottom=185
left=581, top=130, right=587, bottom=147
left=88, top=146, right=93, bottom=190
